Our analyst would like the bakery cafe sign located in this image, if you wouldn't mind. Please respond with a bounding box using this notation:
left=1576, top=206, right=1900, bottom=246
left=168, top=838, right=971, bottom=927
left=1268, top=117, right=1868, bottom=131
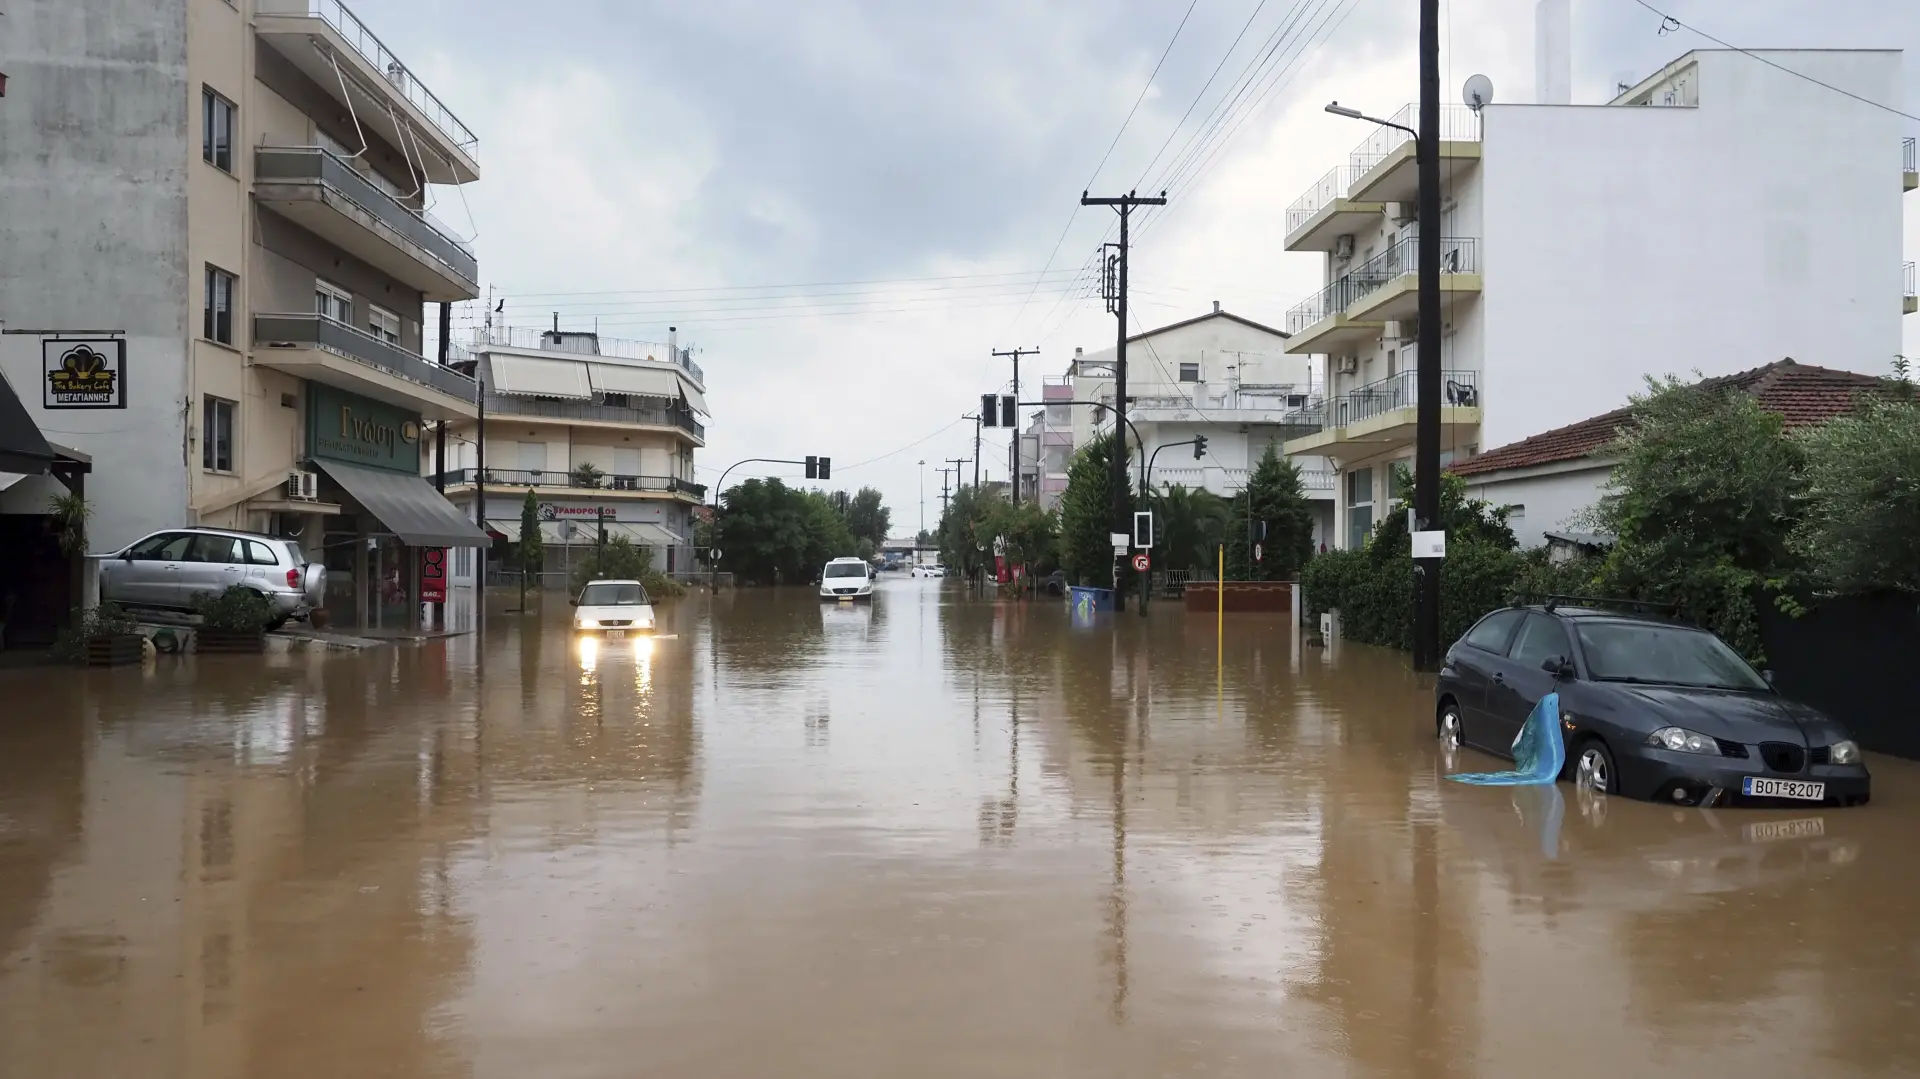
left=43, top=339, right=127, bottom=409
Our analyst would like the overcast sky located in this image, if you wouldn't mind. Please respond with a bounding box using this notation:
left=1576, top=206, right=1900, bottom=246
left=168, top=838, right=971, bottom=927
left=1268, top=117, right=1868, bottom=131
left=357, top=0, right=1919, bottom=535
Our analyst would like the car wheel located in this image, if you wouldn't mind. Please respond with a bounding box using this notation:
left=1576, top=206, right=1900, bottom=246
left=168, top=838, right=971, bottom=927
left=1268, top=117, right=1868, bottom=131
left=1573, top=739, right=1617, bottom=795
left=265, top=616, right=289, bottom=633
left=1437, top=701, right=1464, bottom=750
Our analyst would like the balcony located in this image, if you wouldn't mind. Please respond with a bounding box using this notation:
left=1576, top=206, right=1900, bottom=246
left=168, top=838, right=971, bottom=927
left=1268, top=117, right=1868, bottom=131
left=1906, top=261, right=1916, bottom=316
left=1149, top=466, right=1335, bottom=497
left=255, top=0, right=479, bottom=184
left=1284, top=236, right=1480, bottom=354
left=483, top=391, right=706, bottom=442
left=1905, top=138, right=1916, bottom=192
left=1283, top=369, right=1482, bottom=463
left=1128, top=392, right=1319, bottom=433
left=1346, top=104, right=1481, bottom=204
left=255, top=147, right=479, bottom=302
left=1284, top=166, right=1384, bottom=252
left=253, top=313, right=477, bottom=419
left=430, top=468, right=705, bottom=501
left=493, top=327, right=705, bottom=390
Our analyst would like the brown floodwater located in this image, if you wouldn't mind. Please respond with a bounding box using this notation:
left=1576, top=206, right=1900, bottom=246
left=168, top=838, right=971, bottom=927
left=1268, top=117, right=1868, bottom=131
left=2, top=578, right=1917, bottom=1078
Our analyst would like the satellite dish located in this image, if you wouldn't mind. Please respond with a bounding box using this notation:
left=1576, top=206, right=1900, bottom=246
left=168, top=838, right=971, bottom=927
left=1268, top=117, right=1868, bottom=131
left=1463, top=74, right=1495, bottom=111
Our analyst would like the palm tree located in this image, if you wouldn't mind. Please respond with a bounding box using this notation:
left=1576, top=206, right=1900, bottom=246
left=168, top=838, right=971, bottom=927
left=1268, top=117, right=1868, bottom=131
left=1151, top=483, right=1228, bottom=576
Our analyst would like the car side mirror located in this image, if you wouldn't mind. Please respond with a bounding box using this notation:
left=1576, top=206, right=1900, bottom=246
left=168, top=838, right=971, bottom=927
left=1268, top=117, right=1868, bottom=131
left=1762, top=669, right=1775, bottom=686
left=568, top=598, right=578, bottom=606
left=1542, top=656, right=1575, bottom=679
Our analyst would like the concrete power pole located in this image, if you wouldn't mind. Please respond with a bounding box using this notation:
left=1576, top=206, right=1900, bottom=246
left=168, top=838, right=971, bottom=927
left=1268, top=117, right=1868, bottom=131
left=992, top=347, right=1038, bottom=503
left=1413, top=0, right=1442, bottom=670
left=962, top=412, right=982, bottom=488
left=1080, top=190, right=1165, bottom=612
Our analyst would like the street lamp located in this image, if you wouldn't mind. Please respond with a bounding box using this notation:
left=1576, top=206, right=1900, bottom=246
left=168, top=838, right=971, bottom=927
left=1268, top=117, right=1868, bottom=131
left=1325, top=101, right=1418, bottom=146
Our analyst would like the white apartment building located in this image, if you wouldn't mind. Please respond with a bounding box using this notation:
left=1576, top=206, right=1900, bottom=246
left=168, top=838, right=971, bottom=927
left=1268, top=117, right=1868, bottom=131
left=1059, top=306, right=1337, bottom=545
left=433, top=328, right=710, bottom=578
left=1, top=0, right=487, bottom=631
left=1278, top=46, right=1915, bottom=550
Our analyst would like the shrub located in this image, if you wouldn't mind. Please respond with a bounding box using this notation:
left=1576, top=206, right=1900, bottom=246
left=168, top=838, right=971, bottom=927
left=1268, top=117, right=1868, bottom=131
left=568, top=536, right=685, bottom=599
left=1793, top=392, right=1920, bottom=595
left=194, top=585, right=275, bottom=633
left=49, top=602, right=142, bottom=663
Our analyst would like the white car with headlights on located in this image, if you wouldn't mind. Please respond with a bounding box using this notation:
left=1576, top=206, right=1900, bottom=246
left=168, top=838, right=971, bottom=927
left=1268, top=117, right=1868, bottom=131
left=818, top=557, right=875, bottom=601
left=571, top=579, right=655, bottom=637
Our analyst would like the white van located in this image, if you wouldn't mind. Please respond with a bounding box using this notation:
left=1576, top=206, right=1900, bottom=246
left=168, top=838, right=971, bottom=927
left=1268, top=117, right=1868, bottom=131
left=819, top=557, right=875, bottom=601
left=571, top=578, right=656, bottom=636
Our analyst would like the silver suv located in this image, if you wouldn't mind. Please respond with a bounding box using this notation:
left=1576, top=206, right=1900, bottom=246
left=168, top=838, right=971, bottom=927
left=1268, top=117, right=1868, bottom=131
left=101, top=527, right=326, bottom=629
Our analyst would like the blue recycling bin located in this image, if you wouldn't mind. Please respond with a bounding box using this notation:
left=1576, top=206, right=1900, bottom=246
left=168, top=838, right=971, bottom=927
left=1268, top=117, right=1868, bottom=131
left=1068, top=586, right=1114, bottom=627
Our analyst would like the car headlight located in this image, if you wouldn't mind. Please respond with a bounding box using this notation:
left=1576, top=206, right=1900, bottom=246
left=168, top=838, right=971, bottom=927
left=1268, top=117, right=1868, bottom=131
left=1647, top=726, right=1719, bottom=754
left=1828, top=739, right=1861, bottom=765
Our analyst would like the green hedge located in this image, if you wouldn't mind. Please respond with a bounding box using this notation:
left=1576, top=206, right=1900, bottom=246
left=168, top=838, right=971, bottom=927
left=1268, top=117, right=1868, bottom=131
left=1303, top=544, right=1600, bottom=652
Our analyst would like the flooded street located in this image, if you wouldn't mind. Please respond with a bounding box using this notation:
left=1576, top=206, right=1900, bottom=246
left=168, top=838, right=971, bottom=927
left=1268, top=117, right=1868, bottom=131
left=3, top=577, right=1918, bottom=1078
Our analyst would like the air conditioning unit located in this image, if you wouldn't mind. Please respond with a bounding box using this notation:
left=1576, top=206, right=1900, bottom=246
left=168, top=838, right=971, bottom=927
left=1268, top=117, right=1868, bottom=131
left=1333, top=234, right=1354, bottom=260
left=1336, top=357, right=1358, bottom=375
left=1387, top=201, right=1415, bottom=225
left=1383, top=320, right=1405, bottom=341
left=287, top=471, right=319, bottom=502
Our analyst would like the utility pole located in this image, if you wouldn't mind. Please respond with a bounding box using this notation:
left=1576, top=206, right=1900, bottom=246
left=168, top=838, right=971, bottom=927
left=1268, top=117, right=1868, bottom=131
left=962, top=412, right=982, bottom=488
left=1081, top=190, right=1165, bottom=612
left=918, top=459, right=926, bottom=539
left=992, top=347, right=1038, bottom=503
left=1413, top=0, right=1442, bottom=670
left=945, top=457, right=971, bottom=503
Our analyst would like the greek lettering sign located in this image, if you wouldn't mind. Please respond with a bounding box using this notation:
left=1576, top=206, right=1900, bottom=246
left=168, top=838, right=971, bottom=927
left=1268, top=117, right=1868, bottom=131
left=306, top=385, right=421, bottom=472
left=42, top=339, right=127, bottom=409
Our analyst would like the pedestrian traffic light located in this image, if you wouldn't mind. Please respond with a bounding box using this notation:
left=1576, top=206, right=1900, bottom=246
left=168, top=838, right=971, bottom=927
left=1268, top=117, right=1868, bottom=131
left=805, top=455, right=818, bottom=479
left=1193, top=434, right=1208, bottom=459
left=999, top=394, right=1016, bottom=428
left=981, top=394, right=998, bottom=426
left=818, top=456, right=831, bottom=481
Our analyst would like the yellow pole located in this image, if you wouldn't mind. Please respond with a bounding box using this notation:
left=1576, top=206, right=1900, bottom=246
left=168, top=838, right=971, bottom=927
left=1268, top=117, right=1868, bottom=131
left=1216, top=543, right=1224, bottom=701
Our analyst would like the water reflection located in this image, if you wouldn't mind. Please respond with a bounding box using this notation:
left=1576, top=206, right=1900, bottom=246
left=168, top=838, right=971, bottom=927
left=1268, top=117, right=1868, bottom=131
left=0, top=582, right=1916, bottom=1076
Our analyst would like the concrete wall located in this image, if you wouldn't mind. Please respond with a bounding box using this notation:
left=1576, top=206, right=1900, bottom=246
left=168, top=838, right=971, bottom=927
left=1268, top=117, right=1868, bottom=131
left=1479, top=49, right=1905, bottom=450
left=1462, top=462, right=1613, bottom=549
left=0, top=0, right=193, bottom=552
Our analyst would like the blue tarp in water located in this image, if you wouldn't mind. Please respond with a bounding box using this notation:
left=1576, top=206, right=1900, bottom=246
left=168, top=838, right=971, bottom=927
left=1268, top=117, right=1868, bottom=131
left=1449, top=692, right=1566, bottom=786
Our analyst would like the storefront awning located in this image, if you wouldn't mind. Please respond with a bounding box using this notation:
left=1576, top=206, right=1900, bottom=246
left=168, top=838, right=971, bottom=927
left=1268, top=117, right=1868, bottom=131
left=312, top=458, right=490, bottom=546
left=0, top=372, right=55, bottom=476
left=587, top=363, right=680, bottom=398
left=679, top=383, right=711, bottom=417
left=486, top=520, right=685, bottom=547
left=486, top=354, right=592, bottom=399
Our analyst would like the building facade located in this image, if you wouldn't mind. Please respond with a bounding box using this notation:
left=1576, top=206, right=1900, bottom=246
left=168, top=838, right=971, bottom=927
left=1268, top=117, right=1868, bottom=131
left=1058, top=307, right=1337, bottom=545
left=1278, top=47, right=1914, bottom=550
left=0, top=0, right=488, bottom=627
left=433, top=329, right=710, bottom=580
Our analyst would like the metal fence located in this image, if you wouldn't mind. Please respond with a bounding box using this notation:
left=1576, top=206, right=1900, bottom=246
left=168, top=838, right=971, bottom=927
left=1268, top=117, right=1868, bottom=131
left=495, top=327, right=705, bottom=385
left=1325, top=368, right=1480, bottom=427
left=483, top=392, right=705, bottom=438
left=1348, top=104, right=1481, bottom=175
left=432, top=467, right=705, bottom=498
left=1904, top=136, right=1916, bottom=175
left=254, top=313, right=479, bottom=402
left=289, top=0, right=478, bottom=158
left=254, top=146, right=477, bottom=279
left=1285, top=236, right=1477, bottom=332
left=1284, top=165, right=1361, bottom=234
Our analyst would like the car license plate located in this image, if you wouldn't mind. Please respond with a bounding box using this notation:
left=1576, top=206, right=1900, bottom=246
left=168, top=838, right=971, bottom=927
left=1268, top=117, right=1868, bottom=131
left=606, top=629, right=626, bottom=639
left=838, top=597, right=853, bottom=605
left=1742, top=777, right=1824, bottom=801
left=1744, top=817, right=1825, bottom=842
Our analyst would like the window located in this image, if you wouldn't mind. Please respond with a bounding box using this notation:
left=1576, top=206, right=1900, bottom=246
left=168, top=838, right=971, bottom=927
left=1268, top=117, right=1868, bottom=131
left=1178, top=362, right=1201, bottom=382
left=188, top=535, right=244, bottom=564
left=1386, top=349, right=1396, bottom=378
left=1045, top=404, right=1071, bottom=426
left=202, top=88, right=234, bottom=172
left=368, top=304, right=400, bottom=345
left=246, top=540, right=280, bottom=566
left=1345, top=466, right=1374, bottom=549
left=579, top=582, right=649, bottom=606
left=601, top=392, right=632, bottom=409
left=1576, top=622, right=1768, bottom=691
left=1044, top=446, right=1070, bottom=474
left=1509, top=614, right=1573, bottom=671
left=518, top=441, right=546, bottom=474
left=315, top=279, right=352, bottom=324
left=204, top=266, right=235, bottom=344
left=202, top=396, right=235, bottom=472
left=1461, top=610, right=1524, bottom=655
left=129, top=532, right=195, bottom=561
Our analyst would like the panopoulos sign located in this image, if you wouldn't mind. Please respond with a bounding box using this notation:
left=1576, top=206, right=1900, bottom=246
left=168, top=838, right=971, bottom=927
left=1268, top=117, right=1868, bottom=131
left=306, top=385, right=421, bottom=472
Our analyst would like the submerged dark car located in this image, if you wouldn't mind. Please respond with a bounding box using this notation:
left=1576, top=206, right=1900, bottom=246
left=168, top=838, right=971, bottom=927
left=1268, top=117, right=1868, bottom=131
left=1435, top=603, right=1871, bottom=808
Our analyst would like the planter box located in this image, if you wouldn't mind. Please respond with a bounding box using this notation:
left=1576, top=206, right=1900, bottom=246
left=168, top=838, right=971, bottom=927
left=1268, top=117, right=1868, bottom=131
left=84, top=633, right=146, bottom=667
left=197, top=628, right=266, bottom=654
left=1182, top=581, right=1293, bottom=613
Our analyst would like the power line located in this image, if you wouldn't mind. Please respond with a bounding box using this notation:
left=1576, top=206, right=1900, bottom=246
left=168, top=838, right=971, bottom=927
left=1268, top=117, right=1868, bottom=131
left=1133, top=0, right=1274, bottom=189
left=836, top=417, right=970, bottom=473
left=495, top=267, right=1087, bottom=301
left=1624, top=0, right=1920, bottom=123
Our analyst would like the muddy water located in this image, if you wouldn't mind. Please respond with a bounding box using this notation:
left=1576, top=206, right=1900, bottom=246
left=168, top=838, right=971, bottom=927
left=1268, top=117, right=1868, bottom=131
left=2, top=579, right=1917, bottom=1078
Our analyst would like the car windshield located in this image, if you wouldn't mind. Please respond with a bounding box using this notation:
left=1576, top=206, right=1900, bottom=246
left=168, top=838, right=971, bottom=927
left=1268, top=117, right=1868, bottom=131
left=579, top=583, right=647, bottom=606
left=1576, top=621, right=1769, bottom=691
left=825, top=563, right=867, bottom=578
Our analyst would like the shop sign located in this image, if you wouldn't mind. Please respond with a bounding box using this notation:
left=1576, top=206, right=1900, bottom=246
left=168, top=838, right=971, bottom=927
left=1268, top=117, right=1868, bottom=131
left=42, top=339, right=127, bottom=409
left=419, top=547, right=447, bottom=602
left=307, top=384, right=421, bottom=472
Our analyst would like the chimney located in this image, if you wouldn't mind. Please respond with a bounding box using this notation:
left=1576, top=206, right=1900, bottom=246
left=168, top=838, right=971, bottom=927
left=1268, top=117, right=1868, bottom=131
left=667, top=326, right=678, bottom=362
left=1213, top=300, right=1221, bottom=314
left=1535, top=0, right=1571, bottom=105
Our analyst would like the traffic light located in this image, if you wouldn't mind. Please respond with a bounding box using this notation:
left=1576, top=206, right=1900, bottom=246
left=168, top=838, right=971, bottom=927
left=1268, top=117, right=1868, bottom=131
left=1193, top=434, right=1208, bottom=459
left=999, top=394, right=1016, bottom=428
left=980, top=394, right=998, bottom=427
left=818, top=456, right=831, bottom=481
left=805, top=455, right=818, bottom=479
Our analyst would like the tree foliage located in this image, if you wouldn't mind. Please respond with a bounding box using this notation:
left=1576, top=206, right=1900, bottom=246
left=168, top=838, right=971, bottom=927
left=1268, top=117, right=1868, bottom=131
left=516, top=489, right=544, bottom=577
left=1149, top=484, right=1227, bottom=576
left=569, top=536, right=684, bottom=598
left=713, top=478, right=858, bottom=585
left=1792, top=391, right=1920, bottom=594
left=1057, top=432, right=1130, bottom=585
left=842, top=487, right=891, bottom=549
left=1223, top=444, right=1317, bottom=581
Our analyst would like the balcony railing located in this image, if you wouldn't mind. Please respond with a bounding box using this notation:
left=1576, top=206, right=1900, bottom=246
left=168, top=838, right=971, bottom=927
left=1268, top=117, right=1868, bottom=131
left=1348, top=104, right=1481, bottom=175
left=254, top=313, right=478, bottom=403
left=483, top=392, right=706, bottom=439
left=1324, top=369, right=1480, bottom=427
left=273, top=0, right=479, bottom=158
left=1905, top=261, right=1916, bottom=302
left=255, top=146, right=477, bottom=283
left=1285, top=235, right=1477, bottom=333
left=1285, top=165, right=1362, bottom=233
left=1904, top=137, right=1916, bottom=174
left=1152, top=466, right=1335, bottom=494
left=493, top=327, right=705, bottom=386
left=431, top=467, right=705, bottom=498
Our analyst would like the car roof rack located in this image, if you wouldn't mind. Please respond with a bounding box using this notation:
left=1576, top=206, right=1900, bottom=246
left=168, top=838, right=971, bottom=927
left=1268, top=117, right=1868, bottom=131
left=1539, top=593, right=1679, bottom=615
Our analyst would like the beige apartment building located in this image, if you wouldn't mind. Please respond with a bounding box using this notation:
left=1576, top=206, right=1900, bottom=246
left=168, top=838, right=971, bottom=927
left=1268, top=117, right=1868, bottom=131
left=1, top=0, right=487, bottom=629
